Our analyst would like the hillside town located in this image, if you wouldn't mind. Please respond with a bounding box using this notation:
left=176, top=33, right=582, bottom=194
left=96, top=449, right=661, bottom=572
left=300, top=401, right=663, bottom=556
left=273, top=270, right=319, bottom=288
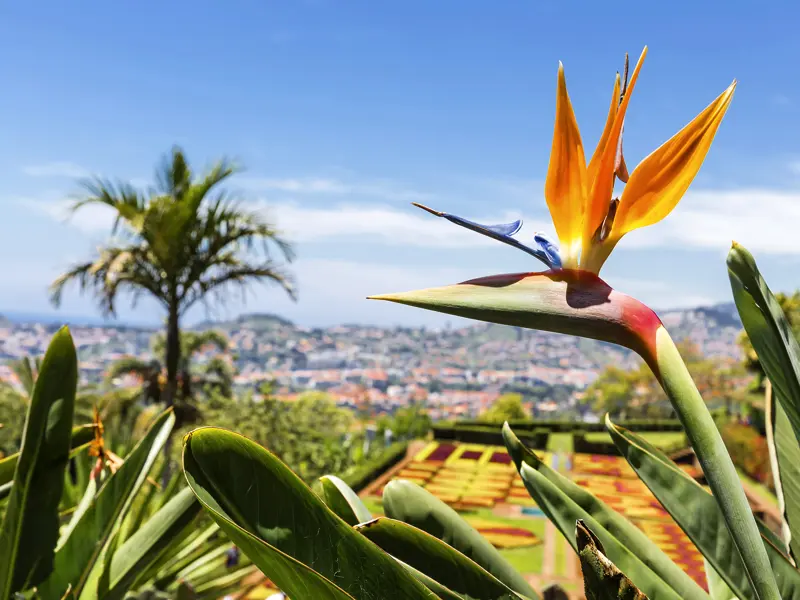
left=0, top=303, right=744, bottom=422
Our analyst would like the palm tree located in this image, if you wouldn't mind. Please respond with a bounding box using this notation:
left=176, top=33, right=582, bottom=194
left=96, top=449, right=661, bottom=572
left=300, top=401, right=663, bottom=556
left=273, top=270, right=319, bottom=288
left=51, top=147, right=295, bottom=405
left=107, top=329, right=235, bottom=407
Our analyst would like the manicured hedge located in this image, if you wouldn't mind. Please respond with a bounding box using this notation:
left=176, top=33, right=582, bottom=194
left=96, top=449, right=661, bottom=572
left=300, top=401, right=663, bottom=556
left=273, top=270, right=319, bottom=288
left=432, top=424, right=548, bottom=450
left=720, top=422, right=774, bottom=491
left=340, top=441, right=409, bottom=493
left=573, top=433, right=618, bottom=455
left=451, top=418, right=687, bottom=433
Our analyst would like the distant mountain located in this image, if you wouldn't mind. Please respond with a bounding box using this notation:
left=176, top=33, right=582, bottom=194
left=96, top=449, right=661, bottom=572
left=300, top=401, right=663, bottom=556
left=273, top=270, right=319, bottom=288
left=195, top=312, right=294, bottom=332
left=657, top=302, right=743, bottom=360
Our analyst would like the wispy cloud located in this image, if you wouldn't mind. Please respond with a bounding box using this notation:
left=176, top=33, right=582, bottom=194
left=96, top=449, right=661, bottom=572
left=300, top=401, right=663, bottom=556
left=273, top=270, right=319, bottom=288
left=22, top=161, right=90, bottom=179
left=24, top=171, right=800, bottom=257
left=265, top=202, right=551, bottom=248
left=621, top=187, right=800, bottom=255
left=236, top=176, right=434, bottom=202
left=27, top=200, right=116, bottom=234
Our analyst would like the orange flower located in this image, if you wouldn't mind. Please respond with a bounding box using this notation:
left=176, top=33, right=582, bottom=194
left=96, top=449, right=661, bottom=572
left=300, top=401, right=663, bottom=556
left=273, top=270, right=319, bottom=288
left=414, top=48, right=735, bottom=275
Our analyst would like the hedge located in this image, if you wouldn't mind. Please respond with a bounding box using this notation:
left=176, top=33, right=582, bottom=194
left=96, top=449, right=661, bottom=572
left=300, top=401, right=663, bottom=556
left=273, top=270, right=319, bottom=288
left=720, top=423, right=774, bottom=491
left=432, top=424, right=548, bottom=450
left=449, top=418, right=687, bottom=433
left=339, top=441, right=409, bottom=493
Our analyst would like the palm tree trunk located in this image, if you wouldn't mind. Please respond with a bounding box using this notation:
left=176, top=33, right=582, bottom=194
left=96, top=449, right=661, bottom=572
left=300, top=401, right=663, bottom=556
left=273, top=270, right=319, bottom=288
left=164, top=303, right=181, bottom=407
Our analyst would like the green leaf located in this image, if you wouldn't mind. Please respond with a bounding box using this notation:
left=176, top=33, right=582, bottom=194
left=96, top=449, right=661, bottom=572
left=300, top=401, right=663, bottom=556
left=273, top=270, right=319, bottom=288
left=502, top=424, right=705, bottom=600
left=577, top=520, right=648, bottom=600
left=728, top=244, right=800, bottom=563
left=397, top=560, right=465, bottom=600
left=146, top=523, right=221, bottom=589
left=0, top=326, right=78, bottom=597
left=705, top=559, right=738, bottom=600
left=517, top=461, right=681, bottom=600
left=0, top=423, right=96, bottom=488
left=192, top=564, right=259, bottom=600
left=381, top=479, right=539, bottom=600
left=606, top=417, right=800, bottom=600
left=766, top=384, right=800, bottom=559
left=104, top=487, right=202, bottom=600
left=320, top=475, right=372, bottom=526
left=38, top=409, right=176, bottom=600
left=356, top=517, right=528, bottom=600
left=182, top=426, right=437, bottom=600
left=728, top=244, right=800, bottom=443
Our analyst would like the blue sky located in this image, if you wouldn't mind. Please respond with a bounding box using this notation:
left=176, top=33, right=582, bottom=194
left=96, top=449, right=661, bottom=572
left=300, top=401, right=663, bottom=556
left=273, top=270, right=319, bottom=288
left=2, top=0, right=800, bottom=328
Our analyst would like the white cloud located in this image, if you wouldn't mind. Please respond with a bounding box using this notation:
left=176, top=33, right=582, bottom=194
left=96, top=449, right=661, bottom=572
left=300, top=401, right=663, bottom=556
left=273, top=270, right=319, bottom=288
left=23, top=172, right=800, bottom=257
left=235, top=176, right=434, bottom=202
left=22, top=162, right=89, bottom=179
left=33, top=197, right=554, bottom=249
left=618, top=188, right=800, bottom=255
left=266, top=202, right=552, bottom=248
left=27, top=200, right=116, bottom=234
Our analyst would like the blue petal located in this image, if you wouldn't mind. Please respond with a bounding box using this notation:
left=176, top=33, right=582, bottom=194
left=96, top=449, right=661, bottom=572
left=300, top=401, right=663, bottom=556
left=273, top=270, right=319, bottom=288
left=533, top=233, right=562, bottom=268
left=413, top=203, right=561, bottom=269
left=443, top=213, right=523, bottom=240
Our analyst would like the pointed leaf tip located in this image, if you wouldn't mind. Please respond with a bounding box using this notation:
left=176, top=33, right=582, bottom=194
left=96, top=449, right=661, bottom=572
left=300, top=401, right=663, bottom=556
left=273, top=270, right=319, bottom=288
left=411, top=202, right=443, bottom=217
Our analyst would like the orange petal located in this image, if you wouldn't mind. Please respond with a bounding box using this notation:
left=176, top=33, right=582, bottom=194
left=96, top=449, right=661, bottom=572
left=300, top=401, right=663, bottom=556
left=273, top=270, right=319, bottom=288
left=544, top=62, right=587, bottom=261
left=587, top=73, right=621, bottom=184
left=613, top=80, right=736, bottom=236
left=582, top=47, right=647, bottom=250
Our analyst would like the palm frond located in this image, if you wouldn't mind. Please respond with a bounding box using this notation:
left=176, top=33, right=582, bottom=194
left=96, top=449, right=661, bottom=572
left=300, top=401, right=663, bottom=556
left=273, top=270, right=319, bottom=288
left=71, top=177, right=147, bottom=235
left=184, top=330, right=229, bottom=356
left=185, top=262, right=295, bottom=312
left=105, top=356, right=157, bottom=383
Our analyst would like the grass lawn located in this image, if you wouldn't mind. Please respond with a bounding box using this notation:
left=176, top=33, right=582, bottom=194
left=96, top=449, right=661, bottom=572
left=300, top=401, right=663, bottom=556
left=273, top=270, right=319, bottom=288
left=736, top=467, right=778, bottom=509
left=361, top=499, right=548, bottom=576
left=582, top=431, right=687, bottom=451
left=554, top=527, right=568, bottom=576
left=500, top=545, right=543, bottom=574
left=547, top=433, right=573, bottom=453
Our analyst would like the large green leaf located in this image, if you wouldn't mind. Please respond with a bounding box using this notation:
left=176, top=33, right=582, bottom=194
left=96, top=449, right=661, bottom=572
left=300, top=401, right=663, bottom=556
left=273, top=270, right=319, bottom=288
left=728, top=245, right=800, bottom=561
left=502, top=424, right=706, bottom=600
left=146, top=523, right=221, bottom=589
left=606, top=418, right=800, bottom=600
left=182, top=426, right=437, bottom=600
left=577, top=520, right=648, bottom=600
left=398, top=560, right=465, bottom=600
left=356, top=517, right=528, bottom=600
left=320, top=475, right=372, bottom=526
left=192, top=564, right=260, bottom=600
left=767, top=385, right=800, bottom=560
left=705, top=559, right=737, bottom=600
left=728, top=244, right=800, bottom=440
left=0, top=326, right=78, bottom=597
left=382, top=479, right=539, bottom=599
left=516, top=461, right=680, bottom=600
left=0, top=423, right=96, bottom=487
left=39, top=409, right=176, bottom=599
left=104, top=487, right=202, bottom=600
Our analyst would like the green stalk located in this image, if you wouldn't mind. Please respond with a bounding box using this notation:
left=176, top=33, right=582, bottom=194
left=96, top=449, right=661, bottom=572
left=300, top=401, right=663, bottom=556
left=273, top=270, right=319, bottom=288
left=650, top=326, right=780, bottom=600
left=369, top=269, right=782, bottom=599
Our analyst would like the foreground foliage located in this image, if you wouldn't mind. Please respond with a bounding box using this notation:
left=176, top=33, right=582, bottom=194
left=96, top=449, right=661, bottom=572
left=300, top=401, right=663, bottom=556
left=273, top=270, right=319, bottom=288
left=0, top=330, right=255, bottom=599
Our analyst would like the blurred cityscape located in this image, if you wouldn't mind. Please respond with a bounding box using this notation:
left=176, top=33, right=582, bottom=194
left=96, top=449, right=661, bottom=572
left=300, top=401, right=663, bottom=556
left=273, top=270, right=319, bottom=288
left=0, top=302, right=743, bottom=421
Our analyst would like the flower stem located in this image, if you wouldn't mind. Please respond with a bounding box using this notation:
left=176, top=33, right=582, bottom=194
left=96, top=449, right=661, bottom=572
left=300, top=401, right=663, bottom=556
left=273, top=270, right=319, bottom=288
left=650, top=326, right=780, bottom=600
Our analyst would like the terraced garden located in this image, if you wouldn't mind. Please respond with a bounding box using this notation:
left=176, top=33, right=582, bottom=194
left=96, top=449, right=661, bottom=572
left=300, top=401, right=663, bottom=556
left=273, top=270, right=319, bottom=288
left=360, top=440, right=709, bottom=593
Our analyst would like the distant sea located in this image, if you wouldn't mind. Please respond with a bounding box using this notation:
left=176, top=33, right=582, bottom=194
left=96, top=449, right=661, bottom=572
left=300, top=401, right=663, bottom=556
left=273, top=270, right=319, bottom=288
left=0, top=310, right=158, bottom=329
